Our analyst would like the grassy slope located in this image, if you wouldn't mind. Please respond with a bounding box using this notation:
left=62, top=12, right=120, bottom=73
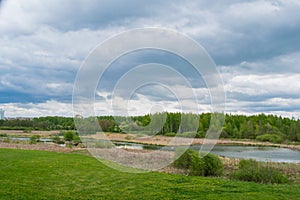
left=0, top=149, right=299, bottom=200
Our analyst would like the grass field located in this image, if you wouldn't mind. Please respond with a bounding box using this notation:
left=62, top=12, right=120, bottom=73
left=0, top=149, right=300, bottom=199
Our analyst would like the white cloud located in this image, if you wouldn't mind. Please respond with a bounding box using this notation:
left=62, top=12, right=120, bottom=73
left=1, top=100, right=73, bottom=118
left=219, top=51, right=300, bottom=118
left=225, top=97, right=300, bottom=119
left=0, top=0, right=300, bottom=118
left=225, top=74, right=300, bottom=97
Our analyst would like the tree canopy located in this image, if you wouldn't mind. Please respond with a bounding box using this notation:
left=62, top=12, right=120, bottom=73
left=0, top=113, right=299, bottom=143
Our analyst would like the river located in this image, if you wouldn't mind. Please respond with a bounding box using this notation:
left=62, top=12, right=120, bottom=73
left=114, top=141, right=300, bottom=163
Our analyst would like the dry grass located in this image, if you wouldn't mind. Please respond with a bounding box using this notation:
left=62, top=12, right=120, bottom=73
left=0, top=130, right=60, bottom=137
left=0, top=140, right=77, bottom=153
left=1, top=130, right=300, bottom=183
left=89, top=132, right=300, bottom=150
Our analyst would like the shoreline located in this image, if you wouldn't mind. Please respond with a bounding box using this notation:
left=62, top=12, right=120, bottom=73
left=93, top=133, right=300, bottom=151
left=0, top=141, right=76, bottom=153
left=1, top=130, right=300, bottom=151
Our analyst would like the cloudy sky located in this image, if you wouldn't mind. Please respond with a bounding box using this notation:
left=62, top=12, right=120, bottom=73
left=0, top=0, right=299, bottom=118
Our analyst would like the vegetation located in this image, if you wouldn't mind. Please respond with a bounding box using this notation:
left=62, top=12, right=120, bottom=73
left=0, top=116, right=75, bottom=130
left=174, top=148, right=205, bottom=176
left=174, top=148, right=223, bottom=176
left=86, top=140, right=114, bottom=148
left=1, top=112, right=300, bottom=143
left=51, top=135, right=63, bottom=144
left=29, top=135, right=41, bottom=144
left=63, top=131, right=80, bottom=142
left=0, top=149, right=299, bottom=199
left=256, top=134, right=284, bottom=143
left=230, top=159, right=289, bottom=184
left=202, top=153, right=224, bottom=176
left=0, top=133, right=7, bottom=137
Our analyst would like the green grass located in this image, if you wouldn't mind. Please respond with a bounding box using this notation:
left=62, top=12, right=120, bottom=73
left=0, top=149, right=300, bottom=200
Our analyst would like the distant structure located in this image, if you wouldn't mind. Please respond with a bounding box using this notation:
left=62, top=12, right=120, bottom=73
left=0, top=109, right=4, bottom=120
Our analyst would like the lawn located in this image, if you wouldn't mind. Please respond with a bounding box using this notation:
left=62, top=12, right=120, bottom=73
left=0, top=149, right=299, bottom=199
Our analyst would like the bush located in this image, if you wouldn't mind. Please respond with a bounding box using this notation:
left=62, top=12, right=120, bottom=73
left=256, top=134, right=284, bottom=143
left=63, top=131, right=80, bottom=142
left=29, top=135, right=40, bottom=144
left=231, top=159, right=289, bottom=184
left=174, top=148, right=205, bottom=176
left=124, top=135, right=133, bottom=140
left=202, top=153, right=224, bottom=176
left=177, top=132, right=197, bottom=138
left=164, top=132, right=176, bottom=137
left=173, top=148, right=223, bottom=176
left=51, top=135, right=62, bottom=144
left=3, top=137, right=10, bottom=143
left=23, top=128, right=32, bottom=133
left=0, top=133, right=8, bottom=137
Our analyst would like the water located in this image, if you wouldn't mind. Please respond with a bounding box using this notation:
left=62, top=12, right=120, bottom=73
left=192, top=145, right=300, bottom=163
left=114, top=142, right=300, bottom=163
left=11, top=137, right=30, bottom=141
left=10, top=137, right=53, bottom=142
left=114, top=141, right=160, bottom=150
left=7, top=137, right=300, bottom=163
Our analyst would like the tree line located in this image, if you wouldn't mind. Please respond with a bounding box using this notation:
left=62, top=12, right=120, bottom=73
left=0, top=113, right=299, bottom=142
left=0, top=116, right=75, bottom=130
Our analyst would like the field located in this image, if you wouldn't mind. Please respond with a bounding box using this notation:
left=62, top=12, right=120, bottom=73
left=1, top=149, right=300, bottom=199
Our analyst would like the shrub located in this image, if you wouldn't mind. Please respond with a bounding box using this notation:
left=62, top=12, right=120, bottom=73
left=173, top=148, right=223, bottom=176
left=174, top=148, right=205, bottom=176
left=202, top=153, right=224, bottom=176
left=3, top=137, right=10, bottom=143
left=0, top=133, right=8, bottom=137
left=174, top=148, right=193, bottom=169
left=63, top=131, right=74, bottom=141
left=29, top=135, right=40, bottom=144
left=177, top=132, right=197, bottom=138
left=164, top=132, right=176, bottom=137
left=51, top=135, right=62, bottom=144
left=125, top=135, right=133, bottom=140
left=63, top=131, right=80, bottom=142
left=230, top=159, right=289, bottom=184
left=23, top=128, right=32, bottom=133
left=256, top=134, right=284, bottom=143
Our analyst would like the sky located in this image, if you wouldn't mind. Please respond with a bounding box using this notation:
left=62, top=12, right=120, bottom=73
left=0, top=0, right=300, bottom=118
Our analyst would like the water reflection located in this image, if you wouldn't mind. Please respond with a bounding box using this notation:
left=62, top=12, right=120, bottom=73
left=115, top=142, right=300, bottom=163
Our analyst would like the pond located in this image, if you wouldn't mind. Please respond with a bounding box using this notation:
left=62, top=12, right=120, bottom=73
left=10, top=137, right=53, bottom=142
left=192, top=145, right=300, bottom=163
left=114, top=141, right=300, bottom=163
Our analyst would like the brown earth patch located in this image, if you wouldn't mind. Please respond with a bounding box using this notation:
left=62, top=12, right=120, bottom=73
left=0, top=141, right=78, bottom=153
left=89, top=133, right=300, bottom=150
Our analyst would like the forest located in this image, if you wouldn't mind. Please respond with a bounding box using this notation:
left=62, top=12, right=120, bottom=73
left=0, top=113, right=299, bottom=143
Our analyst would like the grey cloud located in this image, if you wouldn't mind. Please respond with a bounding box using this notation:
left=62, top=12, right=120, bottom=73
left=0, top=0, right=174, bottom=35
left=1, top=0, right=300, bottom=117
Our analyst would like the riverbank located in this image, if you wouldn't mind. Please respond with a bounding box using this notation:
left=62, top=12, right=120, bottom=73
left=0, top=141, right=76, bottom=153
left=90, top=133, right=300, bottom=150
left=0, top=130, right=60, bottom=137
left=1, top=149, right=300, bottom=199
left=1, top=136, right=300, bottom=183
left=1, top=130, right=300, bottom=150
left=1, top=129, right=300, bottom=151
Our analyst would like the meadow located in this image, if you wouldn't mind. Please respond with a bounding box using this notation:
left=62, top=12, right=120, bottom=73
left=1, top=149, right=300, bottom=199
